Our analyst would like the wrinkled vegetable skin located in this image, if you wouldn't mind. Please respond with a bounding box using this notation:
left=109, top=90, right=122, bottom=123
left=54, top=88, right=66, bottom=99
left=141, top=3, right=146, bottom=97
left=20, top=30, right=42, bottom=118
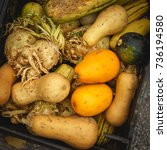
left=0, top=63, right=16, bottom=105
left=45, top=0, right=117, bottom=23
left=28, top=115, right=98, bottom=149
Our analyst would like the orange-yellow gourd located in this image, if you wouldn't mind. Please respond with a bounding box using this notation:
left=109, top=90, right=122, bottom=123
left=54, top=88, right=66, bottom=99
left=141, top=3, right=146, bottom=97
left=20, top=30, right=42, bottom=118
left=0, top=63, right=16, bottom=105
left=75, top=49, right=120, bottom=83
left=71, top=84, right=113, bottom=116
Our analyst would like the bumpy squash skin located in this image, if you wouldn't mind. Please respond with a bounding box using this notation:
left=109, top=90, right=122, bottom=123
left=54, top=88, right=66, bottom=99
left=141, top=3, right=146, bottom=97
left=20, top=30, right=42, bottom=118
left=0, top=63, right=16, bottom=105
left=105, top=72, right=138, bottom=126
left=74, top=49, right=120, bottom=83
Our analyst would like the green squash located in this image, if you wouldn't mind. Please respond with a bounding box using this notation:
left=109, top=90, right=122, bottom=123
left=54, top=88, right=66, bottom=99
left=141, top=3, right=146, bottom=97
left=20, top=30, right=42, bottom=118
left=95, top=113, right=114, bottom=146
left=116, top=32, right=149, bottom=66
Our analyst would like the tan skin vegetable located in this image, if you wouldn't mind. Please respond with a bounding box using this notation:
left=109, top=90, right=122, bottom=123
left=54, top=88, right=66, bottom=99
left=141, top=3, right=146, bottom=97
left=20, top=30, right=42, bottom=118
left=60, top=19, right=80, bottom=33
left=83, top=5, right=128, bottom=46
left=0, top=63, right=16, bottom=105
left=27, top=115, right=98, bottom=149
left=105, top=68, right=138, bottom=126
left=12, top=73, right=70, bottom=106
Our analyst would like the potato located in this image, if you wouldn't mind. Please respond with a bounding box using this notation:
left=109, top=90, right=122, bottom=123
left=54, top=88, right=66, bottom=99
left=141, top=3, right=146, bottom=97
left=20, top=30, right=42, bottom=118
left=83, top=5, right=128, bottom=46
left=60, top=20, right=80, bottom=33
left=12, top=73, right=70, bottom=106
left=0, top=63, right=16, bottom=105
left=28, top=115, right=98, bottom=149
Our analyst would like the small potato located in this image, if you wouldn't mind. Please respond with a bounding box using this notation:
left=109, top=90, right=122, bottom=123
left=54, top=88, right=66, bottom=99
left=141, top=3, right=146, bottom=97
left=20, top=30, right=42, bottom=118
left=12, top=73, right=70, bottom=105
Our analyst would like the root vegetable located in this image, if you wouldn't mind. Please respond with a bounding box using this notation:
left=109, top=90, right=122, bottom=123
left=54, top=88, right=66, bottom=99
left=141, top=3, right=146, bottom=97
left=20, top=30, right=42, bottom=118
left=5, top=29, right=60, bottom=82
left=27, top=115, right=98, bottom=149
left=83, top=5, right=128, bottom=46
left=0, top=63, right=16, bottom=105
left=12, top=73, right=70, bottom=106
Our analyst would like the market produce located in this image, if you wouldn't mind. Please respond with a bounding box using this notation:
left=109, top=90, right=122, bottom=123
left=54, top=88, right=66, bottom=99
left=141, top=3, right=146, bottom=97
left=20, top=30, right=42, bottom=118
left=75, top=49, right=120, bottom=83
left=110, top=18, right=150, bottom=49
left=83, top=5, right=128, bottom=46
left=27, top=115, right=98, bottom=149
left=0, top=0, right=150, bottom=149
left=12, top=73, right=70, bottom=106
left=71, top=84, right=113, bottom=116
left=45, top=0, right=122, bottom=23
left=95, top=113, right=114, bottom=146
left=105, top=67, right=138, bottom=126
left=125, top=0, right=149, bottom=23
left=0, top=64, right=16, bottom=105
left=116, top=32, right=149, bottom=66
left=21, top=2, right=43, bottom=19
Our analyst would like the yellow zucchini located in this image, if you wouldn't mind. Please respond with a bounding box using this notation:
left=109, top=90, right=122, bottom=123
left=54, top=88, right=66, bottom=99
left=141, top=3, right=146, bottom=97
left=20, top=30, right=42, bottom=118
left=110, top=18, right=150, bottom=49
left=125, top=0, right=149, bottom=23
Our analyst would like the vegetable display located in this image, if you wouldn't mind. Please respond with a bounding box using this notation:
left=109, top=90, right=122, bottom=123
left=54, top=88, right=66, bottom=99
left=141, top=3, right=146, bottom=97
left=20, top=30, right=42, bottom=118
left=0, top=0, right=150, bottom=149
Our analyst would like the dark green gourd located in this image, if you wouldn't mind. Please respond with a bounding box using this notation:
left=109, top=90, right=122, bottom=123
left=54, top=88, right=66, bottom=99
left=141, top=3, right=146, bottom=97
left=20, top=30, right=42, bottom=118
left=116, top=32, right=149, bottom=66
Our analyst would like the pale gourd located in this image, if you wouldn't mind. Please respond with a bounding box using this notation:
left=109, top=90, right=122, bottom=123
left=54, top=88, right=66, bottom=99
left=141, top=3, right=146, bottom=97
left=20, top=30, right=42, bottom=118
left=28, top=115, right=98, bottom=149
left=83, top=5, right=128, bottom=46
left=12, top=73, right=70, bottom=106
left=105, top=70, right=138, bottom=126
